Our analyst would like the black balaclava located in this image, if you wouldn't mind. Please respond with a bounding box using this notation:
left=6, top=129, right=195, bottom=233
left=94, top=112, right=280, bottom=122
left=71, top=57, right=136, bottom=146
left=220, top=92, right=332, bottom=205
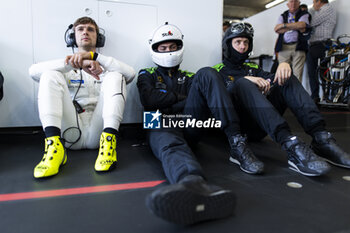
left=222, top=22, right=254, bottom=67
left=224, top=37, right=252, bottom=67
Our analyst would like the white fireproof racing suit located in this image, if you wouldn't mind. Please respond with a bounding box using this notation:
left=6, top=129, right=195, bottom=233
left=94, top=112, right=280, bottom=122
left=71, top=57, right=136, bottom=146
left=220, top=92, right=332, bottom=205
left=29, top=53, right=135, bottom=149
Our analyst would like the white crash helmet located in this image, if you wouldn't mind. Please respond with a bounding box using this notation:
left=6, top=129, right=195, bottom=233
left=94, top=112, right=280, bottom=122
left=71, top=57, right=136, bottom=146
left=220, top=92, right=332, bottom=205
left=149, top=22, right=184, bottom=68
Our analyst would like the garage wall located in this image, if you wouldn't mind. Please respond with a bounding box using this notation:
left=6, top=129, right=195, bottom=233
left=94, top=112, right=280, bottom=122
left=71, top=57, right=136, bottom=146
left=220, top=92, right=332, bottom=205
left=0, top=0, right=223, bottom=127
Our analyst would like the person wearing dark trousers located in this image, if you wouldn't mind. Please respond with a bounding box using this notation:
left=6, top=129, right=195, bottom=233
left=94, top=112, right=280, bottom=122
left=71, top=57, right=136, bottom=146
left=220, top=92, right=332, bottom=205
left=211, top=22, right=350, bottom=176
left=136, top=22, right=264, bottom=225
left=306, top=0, right=336, bottom=102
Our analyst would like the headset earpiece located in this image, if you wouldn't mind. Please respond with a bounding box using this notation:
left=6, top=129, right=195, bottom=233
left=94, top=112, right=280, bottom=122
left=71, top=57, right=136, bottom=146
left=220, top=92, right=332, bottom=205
left=65, top=24, right=77, bottom=48
left=96, top=33, right=105, bottom=48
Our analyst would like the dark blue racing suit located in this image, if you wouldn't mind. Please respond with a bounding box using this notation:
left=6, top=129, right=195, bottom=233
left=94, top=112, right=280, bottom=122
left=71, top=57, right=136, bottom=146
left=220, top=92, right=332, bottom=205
left=211, top=59, right=326, bottom=144
left=137, top=66, right=240, bottom=184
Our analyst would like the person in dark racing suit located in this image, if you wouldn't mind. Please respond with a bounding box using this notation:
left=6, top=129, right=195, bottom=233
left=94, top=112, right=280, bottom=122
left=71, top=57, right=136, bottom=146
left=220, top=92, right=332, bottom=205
left=136, top=22, right=260, bottom=225
left=211, top=22, right=350, bottom=176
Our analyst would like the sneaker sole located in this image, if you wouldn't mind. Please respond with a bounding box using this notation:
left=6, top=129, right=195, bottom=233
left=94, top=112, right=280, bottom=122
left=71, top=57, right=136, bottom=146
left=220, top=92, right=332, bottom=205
left=62, top=152, right=67, bottom=165
left=146, top=186, right=236, bottom=225
left=229, top=157, right=261, bottom=174
left=323, top=158, right=350, bottom=169
left=311, top=146, right=350, bottom=169
left=287, top=160, right=327, bottom=176
left=95, top=161, right=117, bottom=172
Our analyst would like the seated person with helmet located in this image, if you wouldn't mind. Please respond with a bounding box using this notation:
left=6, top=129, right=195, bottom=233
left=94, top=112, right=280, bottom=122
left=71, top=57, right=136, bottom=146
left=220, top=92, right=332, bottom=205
left=137, top=22, right=242, bottom=225
left=137, top=21, right=299, bottom=225
left=209, top=22, right=350, bottom=176
left=29, top=16, right=135, bottom=178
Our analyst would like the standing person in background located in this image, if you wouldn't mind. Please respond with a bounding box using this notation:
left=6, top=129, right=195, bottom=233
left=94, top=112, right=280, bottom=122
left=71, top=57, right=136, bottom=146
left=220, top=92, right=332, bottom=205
left=29, top=17, right=135, bottom=178
left=300, top=4, right=309, bottom=12
left=223, top=21, right=231, bottom=34
left=306, top=0, right=336, bottom=103
left=274, top=0, right=311, bottom=82
left=299, top=3, right=312, bottom=21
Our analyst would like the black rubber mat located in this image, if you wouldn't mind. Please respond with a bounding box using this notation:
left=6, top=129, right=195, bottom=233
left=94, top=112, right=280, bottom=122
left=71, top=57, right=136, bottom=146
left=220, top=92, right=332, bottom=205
left=0, top=109, right=349, bottom=233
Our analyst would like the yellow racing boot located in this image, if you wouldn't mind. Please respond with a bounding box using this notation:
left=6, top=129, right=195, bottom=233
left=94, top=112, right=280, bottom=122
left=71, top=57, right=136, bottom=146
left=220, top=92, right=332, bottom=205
left=95, top=132, right=117, bottom=171
left=34, top=136, right=67, bottom=178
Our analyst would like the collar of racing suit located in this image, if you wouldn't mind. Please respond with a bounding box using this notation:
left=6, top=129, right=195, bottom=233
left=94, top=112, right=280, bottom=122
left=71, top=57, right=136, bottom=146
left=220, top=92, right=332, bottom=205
left=157, top=65, right=180, bottom=77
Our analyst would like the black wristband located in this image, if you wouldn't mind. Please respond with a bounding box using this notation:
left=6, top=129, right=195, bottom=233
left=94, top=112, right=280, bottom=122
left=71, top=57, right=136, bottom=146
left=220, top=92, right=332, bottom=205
left=93, top=52, right=99, bottom=61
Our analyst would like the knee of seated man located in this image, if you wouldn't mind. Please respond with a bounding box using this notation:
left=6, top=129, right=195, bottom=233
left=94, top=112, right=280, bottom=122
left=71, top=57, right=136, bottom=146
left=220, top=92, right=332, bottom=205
left=195, top=67, right=222, bottom=84
left=283, top=74, right=300, bottom=87
left=231, top=78, right=261, bottom=98
left=40, top=70, right=66, bottom=85
left=235, top=77, right=257, bottom=89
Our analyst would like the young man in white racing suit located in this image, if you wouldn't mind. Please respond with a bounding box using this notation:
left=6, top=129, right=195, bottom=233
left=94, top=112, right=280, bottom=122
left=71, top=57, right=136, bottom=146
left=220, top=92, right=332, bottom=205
left=29, top=16, right=135, bottom=178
